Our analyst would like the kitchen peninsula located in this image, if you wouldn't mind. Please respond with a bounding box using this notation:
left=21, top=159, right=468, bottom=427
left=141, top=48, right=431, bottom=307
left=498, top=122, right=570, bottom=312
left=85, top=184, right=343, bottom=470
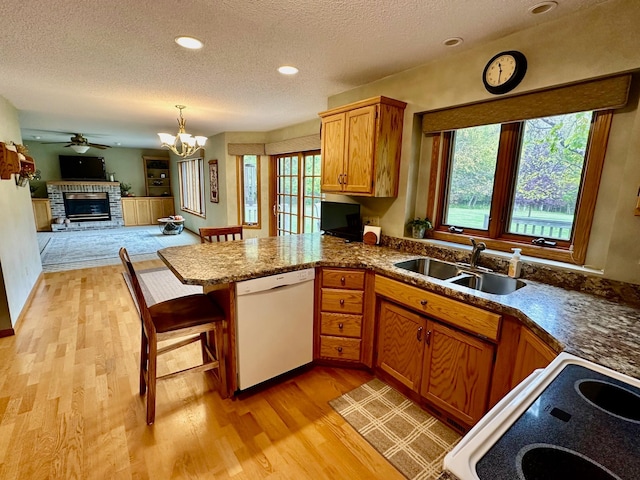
left=158, top=234, right=640, bottom=392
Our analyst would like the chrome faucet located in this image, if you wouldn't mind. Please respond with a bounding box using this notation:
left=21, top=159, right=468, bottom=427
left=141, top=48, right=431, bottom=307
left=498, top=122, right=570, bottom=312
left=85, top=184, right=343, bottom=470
left=469, top=238, right=486, bottom=269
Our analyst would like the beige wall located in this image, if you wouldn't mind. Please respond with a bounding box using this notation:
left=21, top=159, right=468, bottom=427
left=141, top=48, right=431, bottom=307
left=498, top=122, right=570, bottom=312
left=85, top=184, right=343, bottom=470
left=325, top=0, right=640, bottom=284
left=0, top=96, right=42, bottom=329
left=23, top=141, right=168, bottom=198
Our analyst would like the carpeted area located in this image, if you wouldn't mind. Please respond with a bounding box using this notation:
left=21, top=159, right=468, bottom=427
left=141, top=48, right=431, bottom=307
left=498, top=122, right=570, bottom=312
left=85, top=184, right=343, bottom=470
left=329, top=378, right=461, bottom=480
left=42, top=231, right=163, bottom=265
left=38, top=226, right=200, bottom=272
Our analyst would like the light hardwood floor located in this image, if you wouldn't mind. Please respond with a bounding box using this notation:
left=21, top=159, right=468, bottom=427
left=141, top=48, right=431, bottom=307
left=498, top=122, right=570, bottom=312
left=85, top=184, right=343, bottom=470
left=0, top=260, right=404, bottom=479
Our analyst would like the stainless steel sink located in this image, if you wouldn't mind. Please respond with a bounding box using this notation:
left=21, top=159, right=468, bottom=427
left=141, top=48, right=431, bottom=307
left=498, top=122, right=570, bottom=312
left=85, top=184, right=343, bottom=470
left=450, top=272, right=525, bottom=295
left=394, top=258, right=460, bottom=280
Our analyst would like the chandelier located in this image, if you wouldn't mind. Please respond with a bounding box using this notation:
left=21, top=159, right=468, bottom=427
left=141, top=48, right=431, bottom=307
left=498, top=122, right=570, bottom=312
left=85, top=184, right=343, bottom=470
left=158, top=105, right=207, bottom=157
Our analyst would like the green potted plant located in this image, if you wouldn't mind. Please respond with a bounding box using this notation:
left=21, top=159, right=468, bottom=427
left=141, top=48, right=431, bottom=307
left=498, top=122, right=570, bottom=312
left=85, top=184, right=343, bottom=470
left=407, top=217, right=432, bottom=239
left=120, top=182, right=132, bottom=197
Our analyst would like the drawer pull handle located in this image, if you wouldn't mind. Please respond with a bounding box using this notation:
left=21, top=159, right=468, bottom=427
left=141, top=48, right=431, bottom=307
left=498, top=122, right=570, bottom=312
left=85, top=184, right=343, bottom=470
left=338, top=322, right=344, bottom=330
left=425, top=330, right=432, bottom=346
left=339, top=299, right=345, bottom=306
left=340, top=276, right=346, bottom=284
left=337, top=346, right=343, bottom=353
left=417, top=326, right=423, bottom=342
left=420, top=299, right=428, bottom=306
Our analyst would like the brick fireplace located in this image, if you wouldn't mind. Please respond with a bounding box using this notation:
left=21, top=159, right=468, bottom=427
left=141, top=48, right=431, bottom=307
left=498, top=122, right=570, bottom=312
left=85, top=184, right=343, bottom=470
left=47, top=181, right=124, bottom=231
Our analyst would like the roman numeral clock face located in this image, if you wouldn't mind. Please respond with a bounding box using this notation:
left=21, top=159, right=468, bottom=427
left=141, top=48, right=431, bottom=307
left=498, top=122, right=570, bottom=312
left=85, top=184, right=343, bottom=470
left=482, top=50, right=527, bottom=95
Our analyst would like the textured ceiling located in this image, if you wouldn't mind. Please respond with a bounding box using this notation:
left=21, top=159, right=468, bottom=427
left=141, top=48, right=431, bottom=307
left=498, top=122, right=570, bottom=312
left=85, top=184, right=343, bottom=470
left=0, top=0, right=606, bottom=148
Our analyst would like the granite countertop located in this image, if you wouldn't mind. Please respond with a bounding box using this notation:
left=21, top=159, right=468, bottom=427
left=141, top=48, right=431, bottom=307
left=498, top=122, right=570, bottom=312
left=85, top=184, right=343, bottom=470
left=158, top=233, right=640, bottom=379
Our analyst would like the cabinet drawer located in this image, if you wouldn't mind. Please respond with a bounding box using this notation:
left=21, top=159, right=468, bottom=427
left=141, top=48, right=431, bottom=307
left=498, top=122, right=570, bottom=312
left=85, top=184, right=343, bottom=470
left=322, top=269, right=365, bottom=290
left=320, top=312, right=362, bottom=338
left=375, top=275, right=501, bottom=341
left=320, top=336, right=361, bottom=361
left=321, top=289, right=364, bottom=314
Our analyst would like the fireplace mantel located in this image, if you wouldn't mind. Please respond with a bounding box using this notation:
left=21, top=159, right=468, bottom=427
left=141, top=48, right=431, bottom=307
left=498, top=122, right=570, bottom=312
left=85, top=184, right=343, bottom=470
left=47, top=181, right=120, bottom=187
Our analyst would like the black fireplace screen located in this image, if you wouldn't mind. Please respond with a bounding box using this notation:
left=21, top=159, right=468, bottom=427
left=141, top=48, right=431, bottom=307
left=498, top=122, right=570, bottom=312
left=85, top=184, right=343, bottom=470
left=63, top=192, right=111, bottom=222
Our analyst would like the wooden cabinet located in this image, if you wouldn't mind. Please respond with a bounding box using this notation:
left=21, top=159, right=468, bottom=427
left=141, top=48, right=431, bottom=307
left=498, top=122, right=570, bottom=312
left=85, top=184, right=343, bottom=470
left=32, top=199, right=52, bottom=231
left=316, top=268, right=373, bottom=364
left=376, top=300, right=425, bottom=392
left=122, top=197, right=174, bottom=226
left=319, top=96, right=406, bottom=197
left=143, top=156, right=171, bottom=197
left=511, top=326, right=557, bottom=388
left=375, top=274, right=498, bottom=429
left=420, top=320, right=494, bottom=426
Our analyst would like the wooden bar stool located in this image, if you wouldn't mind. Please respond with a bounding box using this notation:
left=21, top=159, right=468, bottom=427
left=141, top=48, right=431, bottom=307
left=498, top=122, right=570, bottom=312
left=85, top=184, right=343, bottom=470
left=199, top=225, right=243, bottom=243
left=119, top=247, right=227, bottom=424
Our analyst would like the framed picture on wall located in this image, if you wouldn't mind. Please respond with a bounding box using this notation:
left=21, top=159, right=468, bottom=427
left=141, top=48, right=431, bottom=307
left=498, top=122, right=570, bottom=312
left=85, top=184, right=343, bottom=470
left=209, top=159, right=219, bottom=203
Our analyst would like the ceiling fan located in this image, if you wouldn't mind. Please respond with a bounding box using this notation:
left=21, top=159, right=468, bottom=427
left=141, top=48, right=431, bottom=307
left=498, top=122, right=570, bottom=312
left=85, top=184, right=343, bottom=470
left=44, top=133, right=111, bottom=153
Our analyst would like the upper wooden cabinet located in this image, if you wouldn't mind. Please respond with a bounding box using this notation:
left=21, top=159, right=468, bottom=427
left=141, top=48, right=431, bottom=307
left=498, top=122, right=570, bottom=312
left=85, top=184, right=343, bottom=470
left=143, top=156, right=171, bottom=197
left=319, top=96, right=406, bottom=197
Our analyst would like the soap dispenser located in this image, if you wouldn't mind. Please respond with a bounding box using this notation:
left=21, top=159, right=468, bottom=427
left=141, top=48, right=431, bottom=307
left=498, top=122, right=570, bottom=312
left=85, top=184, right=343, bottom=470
left=508, top=248, right=522, bottom=278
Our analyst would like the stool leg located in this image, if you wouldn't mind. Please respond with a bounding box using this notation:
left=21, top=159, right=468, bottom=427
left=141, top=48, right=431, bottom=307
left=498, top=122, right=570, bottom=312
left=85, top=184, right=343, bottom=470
left=214, top=324, right=228, bottom=399
left=200, top=332, right=208, bottom=364
left=140, top=325, right=148, bottom=395
left=146, top=338, right=158, bottom=425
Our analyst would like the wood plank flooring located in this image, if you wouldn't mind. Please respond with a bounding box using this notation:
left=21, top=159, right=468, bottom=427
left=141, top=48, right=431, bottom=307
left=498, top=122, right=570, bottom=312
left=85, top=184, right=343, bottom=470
left=0, top=260, right=404, bottom=479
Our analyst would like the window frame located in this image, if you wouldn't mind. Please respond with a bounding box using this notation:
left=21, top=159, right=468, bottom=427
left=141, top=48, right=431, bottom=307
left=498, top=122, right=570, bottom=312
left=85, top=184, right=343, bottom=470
left=428, top=110, right=613, bottom=264
left=177, top=154, right=205, bottom=218
left=236, top=155, right=262, bottom=229
left=269, top=150, right=323, bottom=236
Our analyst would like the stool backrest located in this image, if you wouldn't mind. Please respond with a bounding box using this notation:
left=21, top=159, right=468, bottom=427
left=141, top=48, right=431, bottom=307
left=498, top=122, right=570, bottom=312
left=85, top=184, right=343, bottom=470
left=199, top=226, right=243, bottom=243
left=119, top=247, right=152, bottom=328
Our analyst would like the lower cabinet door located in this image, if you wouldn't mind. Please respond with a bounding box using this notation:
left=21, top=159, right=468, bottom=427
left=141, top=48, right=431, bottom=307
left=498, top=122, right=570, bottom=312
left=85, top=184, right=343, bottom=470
left=376, top=300, right=425, bottom=392
left=420, top=320, right=494, bottom=426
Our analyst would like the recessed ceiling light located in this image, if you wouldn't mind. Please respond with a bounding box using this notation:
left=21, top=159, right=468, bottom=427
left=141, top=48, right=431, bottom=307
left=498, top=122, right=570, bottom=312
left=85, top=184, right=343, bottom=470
left=115, top=142, right=122, bottom=146
left=175, top=36, right=204, bottom=50
left=278, top=65, right=299, bottom=75
left=34, top=135, right=41, bottom=140
left=528, top=1, right=558, bottom=15
left=443, top=37, right=464, bottom=47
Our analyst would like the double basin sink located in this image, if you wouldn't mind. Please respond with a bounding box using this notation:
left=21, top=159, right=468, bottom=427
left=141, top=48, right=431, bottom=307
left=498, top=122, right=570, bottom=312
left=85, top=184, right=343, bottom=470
left=395, top=258, right=525, bottom=295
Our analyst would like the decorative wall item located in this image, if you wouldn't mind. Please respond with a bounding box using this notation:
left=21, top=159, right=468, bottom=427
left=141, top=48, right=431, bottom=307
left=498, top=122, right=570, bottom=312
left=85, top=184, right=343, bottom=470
left=209, top=159, right=219, bottom=203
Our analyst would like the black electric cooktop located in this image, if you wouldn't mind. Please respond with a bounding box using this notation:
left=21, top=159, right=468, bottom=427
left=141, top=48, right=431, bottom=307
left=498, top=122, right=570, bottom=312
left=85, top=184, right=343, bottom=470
left=476, top=364, right=640, bottom=480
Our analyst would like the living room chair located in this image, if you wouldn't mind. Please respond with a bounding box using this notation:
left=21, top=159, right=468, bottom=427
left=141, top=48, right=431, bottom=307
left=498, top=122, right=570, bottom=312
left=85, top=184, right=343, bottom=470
left=119, top=247, right=227, bottom=424
left=199, top=225, right=243, bottom=243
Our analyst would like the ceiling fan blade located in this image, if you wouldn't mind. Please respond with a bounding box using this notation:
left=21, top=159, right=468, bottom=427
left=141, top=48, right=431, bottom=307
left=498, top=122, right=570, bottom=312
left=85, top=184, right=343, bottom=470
left=41, top=141, right=69, bottom=144
left=88, top=143, right=110, bottom=149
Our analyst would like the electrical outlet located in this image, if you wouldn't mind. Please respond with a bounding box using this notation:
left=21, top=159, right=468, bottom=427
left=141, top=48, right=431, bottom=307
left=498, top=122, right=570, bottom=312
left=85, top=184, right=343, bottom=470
left=362, top=216, right=380, bottom=226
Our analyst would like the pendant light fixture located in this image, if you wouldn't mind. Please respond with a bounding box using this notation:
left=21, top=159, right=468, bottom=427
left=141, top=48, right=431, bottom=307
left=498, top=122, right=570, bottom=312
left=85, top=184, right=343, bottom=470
left=158, top=105, right=207, bottom=157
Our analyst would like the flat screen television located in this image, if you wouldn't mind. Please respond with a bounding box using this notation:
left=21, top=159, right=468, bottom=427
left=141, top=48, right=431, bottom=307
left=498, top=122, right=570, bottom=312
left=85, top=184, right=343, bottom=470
left=59, top=155, right=106, bottom=181
left=320, top=201, right=362, bottom=241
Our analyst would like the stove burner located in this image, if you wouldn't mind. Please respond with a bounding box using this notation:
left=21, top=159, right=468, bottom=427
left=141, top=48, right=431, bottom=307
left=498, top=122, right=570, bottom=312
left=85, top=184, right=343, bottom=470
left=516, top=444, right=622, bottom=480
left=576, top=379, right=640, bottom=423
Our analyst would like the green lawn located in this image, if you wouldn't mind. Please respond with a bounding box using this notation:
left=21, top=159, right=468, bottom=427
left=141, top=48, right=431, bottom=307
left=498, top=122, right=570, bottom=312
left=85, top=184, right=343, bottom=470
left=446, top=206, right=573, bottom=240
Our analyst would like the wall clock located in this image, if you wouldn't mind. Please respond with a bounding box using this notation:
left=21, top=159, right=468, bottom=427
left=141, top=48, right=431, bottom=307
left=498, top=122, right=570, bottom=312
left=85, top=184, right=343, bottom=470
left=482, top=50, right=527, bottom=95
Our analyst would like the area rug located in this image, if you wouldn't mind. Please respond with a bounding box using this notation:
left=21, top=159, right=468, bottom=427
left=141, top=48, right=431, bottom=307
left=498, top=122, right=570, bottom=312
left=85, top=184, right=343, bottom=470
left=122, top=267, right=203, bottom=308
left=41, top=231, right=163, bottom=266
left=329, top=378, right=461, bottom=480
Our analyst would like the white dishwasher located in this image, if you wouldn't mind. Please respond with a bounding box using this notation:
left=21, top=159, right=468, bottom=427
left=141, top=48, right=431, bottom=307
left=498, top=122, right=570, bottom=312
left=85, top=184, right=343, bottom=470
left=235, top=268, right=315, bottom=391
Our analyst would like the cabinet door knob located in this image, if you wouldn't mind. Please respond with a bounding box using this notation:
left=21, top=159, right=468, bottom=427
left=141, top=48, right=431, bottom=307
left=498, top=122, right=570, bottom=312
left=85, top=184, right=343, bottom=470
left=343, top=173, right=347, bottom=185
left=337, top=346, right=343, bottom=353
left=417, top=326, right=423, bottom=342
left=425, top=330, right=432, bottom=345
left=420, top=299, right=428, bottom=306
left=339, top=299, right=345, bottom=306
left=338, top=322, right=344, bottom=330
left=338, top=174, right=343, bottom=185
left=340, top=276, right=346, bottom=284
